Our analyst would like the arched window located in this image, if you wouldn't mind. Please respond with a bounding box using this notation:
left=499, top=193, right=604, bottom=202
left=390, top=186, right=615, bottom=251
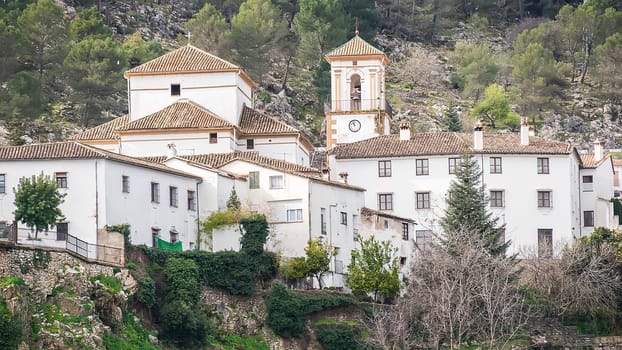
left=350, top=74, right=361, bottom=111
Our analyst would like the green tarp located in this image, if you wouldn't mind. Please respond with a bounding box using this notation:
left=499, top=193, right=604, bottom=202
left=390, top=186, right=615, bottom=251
left=157, top=237, right=182, bottom=251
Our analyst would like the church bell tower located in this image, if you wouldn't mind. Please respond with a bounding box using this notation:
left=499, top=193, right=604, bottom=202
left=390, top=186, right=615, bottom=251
left=324, top=32, right=391, bottom=150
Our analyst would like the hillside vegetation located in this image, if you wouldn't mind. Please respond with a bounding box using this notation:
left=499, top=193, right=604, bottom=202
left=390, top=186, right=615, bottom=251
left=0, top=0, right=620, bottom=148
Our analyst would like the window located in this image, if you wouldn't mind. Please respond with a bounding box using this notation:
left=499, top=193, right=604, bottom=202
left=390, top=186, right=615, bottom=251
left=287, top=209, right=303, bottom=222
left=402, top=223, right=409, bottom=240
left=170, top=229, right=179, bottom=243
left=538, top=229, right=553, bottom=258
left=169, top=186, right=178, bottom=207
left=187, top=190, right=196, bottom=211
left=490, top=190, right=504, bottom=208
left=0, top=174, right=5, bottom=193
left=55, top=172, right=67, bottom=188
left=416, top=192, right=430, bottom=209
left=170, top=83, right=180, bottom=96
left=209, top=133, right=218, bottom=144
left=249, top=171, right=259, bottom=189
left=448, top=158, right=459, bottom=174
left=0, top=221, right=6, bottom=237
left=537, top=190, right=552, bottom=208
left=584, top=210, right=595, bottom=227
left=583, top=175, right=594, bottom=192
left=416, top=230, right=434, bottom=252
left=353, top=214, right=359, bottom=240
left=384, top=220, right=388, bottom=229
left=151, top=182, right=160, bottom=203
left=340, top=212, right=347, bottom=225
left=247, top=139, right=254, bottom=150
left=378, top=160, right=392, bottom=177
left=270, top=175, right=284, bottom=189
left=490, top=157, right=502, bottom=174
left=122, top=176, right=130, bottom=193
left=320, top=208, right=327, bottom=235
left=378, top=193, right=393, bottom=210
left=537, top=158, right=550, bottom=174
left=399, top=257, right=407, bottom=266
left=416, top=159, right=429, bottom=176
left=152, top=228, right=160, bottom=248
left=56, top=223, right=68, bottom=241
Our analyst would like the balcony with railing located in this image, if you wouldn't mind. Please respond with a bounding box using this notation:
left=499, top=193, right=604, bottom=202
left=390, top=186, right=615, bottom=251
left=324, top=98, right=393, bottom=118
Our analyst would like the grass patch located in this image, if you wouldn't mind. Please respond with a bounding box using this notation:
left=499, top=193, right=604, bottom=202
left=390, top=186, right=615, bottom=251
left=103, top=312, right=161, bottom=350
left=208, top=335, right=270, bottom=350
left=0, top=276, right=26, bottom=288
left=91, top=274, right=122, bottom=294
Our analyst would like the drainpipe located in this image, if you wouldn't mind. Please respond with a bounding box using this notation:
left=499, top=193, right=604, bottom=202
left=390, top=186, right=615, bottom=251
left=95, top=161, right=99, bottom=245
left=329, top=203, right=337, bottom=288
left=195, top=179, right=202, bottom=250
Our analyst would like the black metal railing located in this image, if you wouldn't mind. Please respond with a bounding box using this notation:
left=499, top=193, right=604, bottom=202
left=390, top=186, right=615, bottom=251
left=66, top=233, right=123, bottom=265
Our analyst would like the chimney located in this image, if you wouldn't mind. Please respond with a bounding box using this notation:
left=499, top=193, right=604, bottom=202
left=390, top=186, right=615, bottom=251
left=399, top=121, right=411, bottom=141
left=167, top=143, right=177, bottom=159
left=473, top=120, right=484, bottom=151
left=520, top=117, right=529, bottom=146
left=594, top=139, right=604, bottom=162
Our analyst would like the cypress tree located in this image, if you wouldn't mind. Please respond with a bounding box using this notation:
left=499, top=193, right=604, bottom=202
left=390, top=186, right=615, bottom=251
left=444, top=108, right=462, bottom=132
left=440, top=152, right=509, bottom=256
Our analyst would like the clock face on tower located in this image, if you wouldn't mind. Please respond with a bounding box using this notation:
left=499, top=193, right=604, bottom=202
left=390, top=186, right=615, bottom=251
left=348, top=119, right=361, bottom=132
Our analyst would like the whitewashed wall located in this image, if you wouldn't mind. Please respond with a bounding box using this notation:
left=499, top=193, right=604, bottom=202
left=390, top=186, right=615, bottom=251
left=119, top=130, right=236, bottom=157
left=236, top=135, right=311, bottom=166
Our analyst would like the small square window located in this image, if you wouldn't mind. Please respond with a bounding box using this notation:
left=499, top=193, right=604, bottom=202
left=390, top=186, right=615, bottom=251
left=270, top=175, right=283, bottom=189
left=0, top=174, right=5, bottom=193
left=402, top=223, right=409, bottom=240
left=340, top=212, right=347, bottom=225
left=537, top=158, right=549, bottom=174
left=416, top=230, right=434, bottom=252
left=490, top=190, right=504, bottom=207
left=399, top=257, right=407, bottom=266
left=56, top=222, right=68, bottom=241
left=416, top=159, right=429, bottom=176
left=209, top=133, right=218, bottom=144
left=187, top=190, right=196, bottom=211
left=55, top=172, right=68, bottom=188
left=171, top=84, right=180, bottom=96
left=584, top=210, right=594, bottom=227
left=287, top=209, right=303, bottom=222
left=378, top=160, right=392, bottom=177
left=247, top=139, right=255, bottom=150
left=170, top=229, right=179, bottom=243
left=151, top=182, right=160, bottom=203
left=122, top=176, right=130, bottom=193
left=152, top=229, right=160, bottom=248
left=490, top=157, right=502, bottom=174
left=448, top=158, right=459, bottom=174
left=416, top=192, right=430, bottom=209
left=169, top=186, right=178, bottom=207
left=537, top=190, right=552, bottom=208
left=249, top=171, right=259, bottom=189
left=378, top=193, right=393, bottom=210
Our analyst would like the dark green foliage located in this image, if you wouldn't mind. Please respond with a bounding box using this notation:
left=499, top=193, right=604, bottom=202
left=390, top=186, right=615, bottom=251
left=240, top=214, right=269, bottom=256
left=313, top=321, right=372, bottom=350
left=164, top=258, right=200, bottom=303
left=0, top=298, right=23, bottom=350
left=612, top=198, right=622, bottom=225
left=102, top=312, right=161, bottom=350
left=226, top=187, right=241, bottom=210
left=91, top=273, right=122, bottom=293
left=265, top=283, right=357, bottom=338
left=141, top=215, right=277, bottom=296
left=159, top=300, right=213, bottom=347
left=444, top=108, right=462, bottom=132
left=440, top=152, right=508, bottom=256
left=136, top=275, right=156, bottom=309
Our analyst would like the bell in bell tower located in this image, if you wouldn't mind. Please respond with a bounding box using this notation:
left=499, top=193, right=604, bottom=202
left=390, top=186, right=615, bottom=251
left=324, top=31, right=391, bottom=150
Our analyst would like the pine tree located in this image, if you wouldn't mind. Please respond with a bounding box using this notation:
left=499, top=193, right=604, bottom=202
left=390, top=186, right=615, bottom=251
left=226, top=187, right=241, bottom=210
left=444, top=108, right=462, bottom=132
left=440, top=152, right=508, bottom=256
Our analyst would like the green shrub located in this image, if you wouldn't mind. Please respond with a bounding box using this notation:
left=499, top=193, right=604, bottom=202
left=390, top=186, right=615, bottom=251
left=314, top=322, right=363, bottom=350
left=265, top=283, right=358, bottom=338
left=160, top=300, right=213, bottom=347
left=102, top=312, right=161, bottom=350
left=0, top=298, right=23, bottom=350
left=164, top=258, right=200, bottom=304
left=124, top=262, right=138, bottom=270
left=136, top=275, right=156, bottom=309
left=240, top=214, right=269, bottom=256
left=0, top=276, right=25, bottom=288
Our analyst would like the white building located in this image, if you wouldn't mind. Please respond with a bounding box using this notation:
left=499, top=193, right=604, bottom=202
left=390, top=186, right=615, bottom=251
left=74, top=45, right=314, bottom=166
left=0, top=142, right=201, bottom=252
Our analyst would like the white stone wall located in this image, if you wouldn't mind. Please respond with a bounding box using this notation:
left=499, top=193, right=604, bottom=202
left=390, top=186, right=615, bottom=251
left=119, top=130, right=236, bottom=157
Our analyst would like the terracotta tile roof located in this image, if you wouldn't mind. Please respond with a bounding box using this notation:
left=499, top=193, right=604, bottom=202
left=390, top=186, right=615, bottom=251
left=580, top=153, right=611, bottom=169
left=325, top=35, right=386, bottom=60
left=0, top=141, right=201, bottom=179
left=142, top=151, right=364, bottom=191
left=125, top=45, right=239, bottom=75
left=360, top=207, right=416, bottom=223
left=71, top=115, right=129, bottom=141
left=331, top=132, right=573, bottom=159
left=118, top=99, right=235, bottom=131
left=238, top=106, right=299, bottom=135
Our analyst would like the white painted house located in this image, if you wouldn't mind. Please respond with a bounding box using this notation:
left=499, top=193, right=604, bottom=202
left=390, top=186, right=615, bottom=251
left=328, top=120, right=591, bottom=257
left=73, top=45, right=314, bottom=166
left=0, top=142, right=202, bottom=252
